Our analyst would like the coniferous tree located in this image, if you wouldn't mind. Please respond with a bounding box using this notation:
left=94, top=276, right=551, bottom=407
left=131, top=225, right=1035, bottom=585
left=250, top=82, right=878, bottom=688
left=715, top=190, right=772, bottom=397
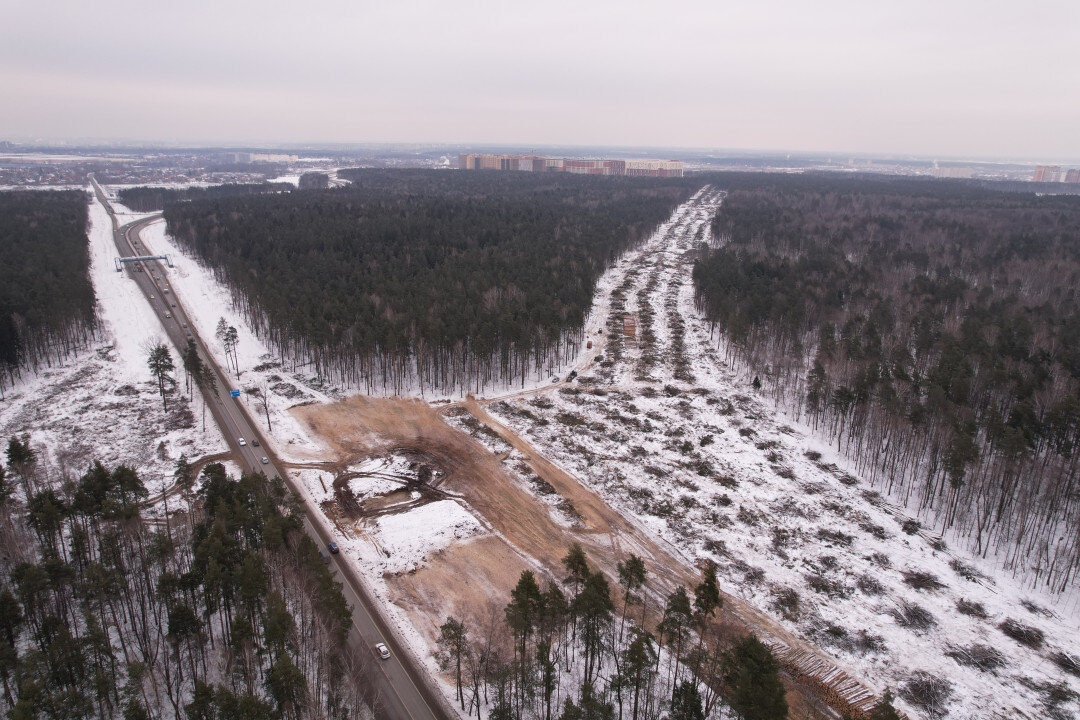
left=437, top=617, right=471, bottom=710
left=669, top=681, right=705, bottom=720
left=723, top=635, right=788, bottom=720
left=147, top=342, right=175, bottom=411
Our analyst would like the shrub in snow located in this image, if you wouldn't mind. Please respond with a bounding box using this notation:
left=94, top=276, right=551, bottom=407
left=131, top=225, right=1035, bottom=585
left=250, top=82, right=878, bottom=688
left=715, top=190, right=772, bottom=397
left=556, top=499, right=583, bottom=525
left=860, top=490, right=884, bottom=506
left=703, top=539, right=727, bottom=556
left=1051, top=651, right=1080, bottom=678
left=771, top=587, right=801, bottom=621
left=816, top=625, right=886, bottom=656
left=901, top=519, right=921, bottom=535
left=816, top=528, right=854, bottom=547
left=948, top=558, right=987, bottom=582
left=717, top=474, right=739, bottom=489
left=736, top=506, right=759, bottom=526
left=690, top=459, right=714, bottom=477
left=677, top=494, right=699, bottom=510
left=900, top=672, right=953, bottom=718
left=901, top=569, right=946, bottom=592
left=856, top=573, right=885, bottom=596
left=955, top=598, right=989, bottom=619
left=744, top=566, right=765, bottom=585
left=869, top=552, right=892, bottom=568
left=891, top=601, right=936, bottom=631
left=858, top=520, right=888, bottom=540
left=998, top=618, right=1045, bottom=649
left=1020, top=599, right=1052, bottom=617
left=1021, top=679, right=1080, bottom=720
left=849, top=630, right=886, bottom=655
left=650, top=499, right=676, bottom=517
left=673, top=476, right=699, bottom=492
left=803, top=449, right=822, bottom=461
left=771, top=527, right=793, bottom=554
left=805, top=572, right=849, bottom=599
left=529, top=476, right=557, bottom=496
left=945, top=643, right=1007, bottom=674
left=821, top=499, right=851, bottom=517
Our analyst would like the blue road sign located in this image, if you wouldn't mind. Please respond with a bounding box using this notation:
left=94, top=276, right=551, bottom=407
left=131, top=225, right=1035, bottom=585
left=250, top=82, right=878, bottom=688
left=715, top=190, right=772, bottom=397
left=230, top=389, right=240, bottom=398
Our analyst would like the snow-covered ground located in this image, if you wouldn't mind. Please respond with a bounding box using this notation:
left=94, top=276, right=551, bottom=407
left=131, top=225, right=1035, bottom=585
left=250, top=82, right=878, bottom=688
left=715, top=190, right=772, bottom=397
left=483, top=188, right=1080, bottom=720
left=0, top=187, right=227, bottom=507
left=365, top=500, right=486, bottom=575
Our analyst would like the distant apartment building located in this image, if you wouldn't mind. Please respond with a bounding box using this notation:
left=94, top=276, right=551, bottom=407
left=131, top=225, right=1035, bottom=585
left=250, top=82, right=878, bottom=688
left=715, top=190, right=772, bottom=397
left=458, top=153, right=683, bottom=177
left=458, top=153, right=518, bottom=170
left=1033, top=165, right=1063, bottom=182
left=1066, top=169, right=1080, bottom=184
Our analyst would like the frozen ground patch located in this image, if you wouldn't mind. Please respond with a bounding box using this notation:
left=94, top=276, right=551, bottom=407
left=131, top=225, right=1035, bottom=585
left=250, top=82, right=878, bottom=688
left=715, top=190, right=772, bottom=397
left=366, top=500, right=485, bottom=575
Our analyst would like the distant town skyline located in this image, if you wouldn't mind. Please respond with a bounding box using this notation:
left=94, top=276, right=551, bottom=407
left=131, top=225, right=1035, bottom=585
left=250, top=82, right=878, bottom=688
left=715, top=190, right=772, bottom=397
left=2, top=1, right=1078, bottom=161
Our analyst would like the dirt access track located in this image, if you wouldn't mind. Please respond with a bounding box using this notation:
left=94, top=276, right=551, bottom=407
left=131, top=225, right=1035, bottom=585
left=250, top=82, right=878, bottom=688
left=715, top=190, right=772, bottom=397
left=293, top=394, right=879, bottom=720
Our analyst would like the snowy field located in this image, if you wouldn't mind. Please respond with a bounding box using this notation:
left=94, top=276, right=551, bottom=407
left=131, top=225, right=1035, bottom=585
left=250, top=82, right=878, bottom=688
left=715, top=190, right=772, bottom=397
left=364, top=499, right=486, bottom=575
left=483, top=188, right=1080, bottom=720
left=0, top=188, right=227, bottom=507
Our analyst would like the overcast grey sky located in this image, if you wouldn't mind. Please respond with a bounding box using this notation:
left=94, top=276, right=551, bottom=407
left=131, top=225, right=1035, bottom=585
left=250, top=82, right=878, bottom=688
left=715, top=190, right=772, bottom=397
left=1, top=0, right=1077, bottom=159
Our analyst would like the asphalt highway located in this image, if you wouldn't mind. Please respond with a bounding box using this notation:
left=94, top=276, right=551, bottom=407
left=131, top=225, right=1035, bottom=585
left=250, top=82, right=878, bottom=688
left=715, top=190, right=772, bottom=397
left=89, top=177, right=449, bottom=720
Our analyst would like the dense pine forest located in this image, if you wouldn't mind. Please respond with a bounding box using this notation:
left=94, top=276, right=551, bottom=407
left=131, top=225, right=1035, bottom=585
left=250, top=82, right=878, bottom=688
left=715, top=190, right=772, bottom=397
left=161, top=170, right=697, bottom=394
left=116, top=183, right=294, bottom=212
left=692, top=175, right=1080, bottom=591
left=0, top=442, right=375, bottom=719
left=0, top=191, right=97, bottom=392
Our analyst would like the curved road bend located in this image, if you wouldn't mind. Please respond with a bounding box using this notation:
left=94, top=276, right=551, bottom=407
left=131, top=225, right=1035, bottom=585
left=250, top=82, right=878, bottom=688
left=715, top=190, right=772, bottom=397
left=89, top=176, right=452, bottom=720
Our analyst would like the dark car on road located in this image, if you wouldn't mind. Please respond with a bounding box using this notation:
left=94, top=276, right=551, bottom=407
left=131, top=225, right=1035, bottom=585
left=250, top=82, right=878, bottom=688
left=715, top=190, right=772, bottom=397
left=327, top=541, right=340, bottom=554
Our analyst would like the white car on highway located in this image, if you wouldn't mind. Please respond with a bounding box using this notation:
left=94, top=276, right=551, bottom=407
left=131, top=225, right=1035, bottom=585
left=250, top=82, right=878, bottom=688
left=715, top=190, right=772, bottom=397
left=238, top=438, right=247, bottom=446
left=375, top=643, right=391, bottom=660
